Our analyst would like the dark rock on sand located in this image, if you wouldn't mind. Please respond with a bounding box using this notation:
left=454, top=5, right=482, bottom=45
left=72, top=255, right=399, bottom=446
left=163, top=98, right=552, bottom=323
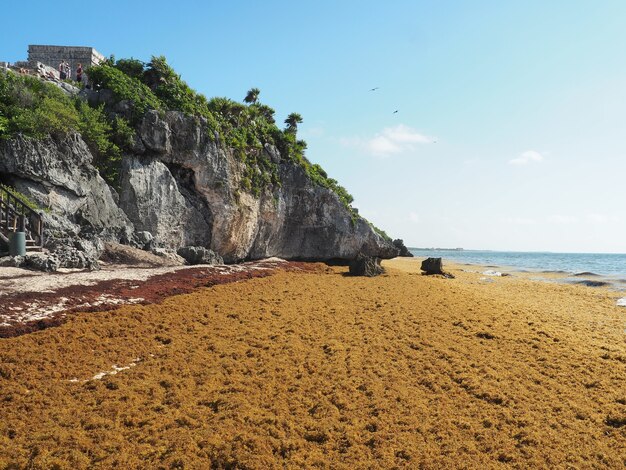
left=23, top=253, right=60, bottom=272
left=349, top=253, right=384, bottom=277
left=0, top=256, right=25, bottom=268
left=421, top=257, right=455, bottom=278
left=421, top=257, right=444, bottom=275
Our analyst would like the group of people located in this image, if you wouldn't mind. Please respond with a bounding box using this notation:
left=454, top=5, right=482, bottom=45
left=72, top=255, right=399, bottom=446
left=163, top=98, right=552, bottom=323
left=58, top=60, right=83, bottom=82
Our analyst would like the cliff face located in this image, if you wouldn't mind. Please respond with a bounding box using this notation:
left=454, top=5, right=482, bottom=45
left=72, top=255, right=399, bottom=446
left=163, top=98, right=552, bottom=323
left=0, top=110, right=397, bottom=263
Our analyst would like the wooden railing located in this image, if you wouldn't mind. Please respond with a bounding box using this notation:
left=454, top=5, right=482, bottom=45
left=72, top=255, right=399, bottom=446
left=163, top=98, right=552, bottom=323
left=0, top=185, right=44, bottom=250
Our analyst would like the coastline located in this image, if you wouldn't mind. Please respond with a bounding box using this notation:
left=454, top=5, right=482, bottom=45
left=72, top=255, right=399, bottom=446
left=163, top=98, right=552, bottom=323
left=1, top=257, right=625, bottom=467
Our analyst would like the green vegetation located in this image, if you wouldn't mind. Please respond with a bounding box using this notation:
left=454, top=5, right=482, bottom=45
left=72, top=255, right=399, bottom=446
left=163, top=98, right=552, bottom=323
left=0, top=71, right=134, bottom=188
left=0, top=57, right=361, bottom=215
left=243, top=87, right=260, bottom=105
left=368, top=222, right=392, bottom=242
left=284, top=112, right=303, bottom=133
left=89, top=58, right=359, bottom=204
left=87, top=63, right=162, bottom=122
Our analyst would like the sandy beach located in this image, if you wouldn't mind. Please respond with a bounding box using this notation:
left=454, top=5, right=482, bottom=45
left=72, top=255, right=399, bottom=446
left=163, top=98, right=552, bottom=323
left=0, top=258, right=625, bottom=468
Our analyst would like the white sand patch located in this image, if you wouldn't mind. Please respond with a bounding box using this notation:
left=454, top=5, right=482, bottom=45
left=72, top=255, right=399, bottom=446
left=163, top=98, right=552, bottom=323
left=1, top=258, right=286, bottom=327
left=0, top=264, right=189, bottom=296
left=482, top=270, right=502, bottom=276
left=70, top=358, right=142, bottom=383
left=4, top=296, right=145, bottom=325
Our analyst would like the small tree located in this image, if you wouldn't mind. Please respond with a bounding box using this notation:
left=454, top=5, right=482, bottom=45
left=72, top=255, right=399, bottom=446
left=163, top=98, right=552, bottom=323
left=284, top=112, right=303, bottom=133
left=244, top=87, right=260, bottom=104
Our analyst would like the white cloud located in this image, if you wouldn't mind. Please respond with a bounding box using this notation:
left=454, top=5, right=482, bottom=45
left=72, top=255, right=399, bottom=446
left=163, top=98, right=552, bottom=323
left=548, top=215, right=579, bottom=224
left=407, top=212, right=420, bottom=223
left=502, top=216, right=537, bottom=225
left=341, top=124, right=434, bottom=157
left=509, top=150, right=544, bottom=165
left=586, top=213, right=621, bottom=224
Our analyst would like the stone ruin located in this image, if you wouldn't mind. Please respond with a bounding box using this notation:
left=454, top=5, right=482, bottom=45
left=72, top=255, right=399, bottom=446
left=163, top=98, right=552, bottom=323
left=27, top=45, right=104, bottom=81
left=4, top=45, right=105, bottom=84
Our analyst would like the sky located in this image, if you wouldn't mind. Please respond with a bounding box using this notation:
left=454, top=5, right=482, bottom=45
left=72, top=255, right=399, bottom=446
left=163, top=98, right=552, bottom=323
left=3, top=0, right=626, bottom=253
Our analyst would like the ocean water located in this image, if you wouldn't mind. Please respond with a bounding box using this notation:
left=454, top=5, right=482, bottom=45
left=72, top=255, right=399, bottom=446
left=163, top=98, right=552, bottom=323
left=408, top=249, right=626, bottom=279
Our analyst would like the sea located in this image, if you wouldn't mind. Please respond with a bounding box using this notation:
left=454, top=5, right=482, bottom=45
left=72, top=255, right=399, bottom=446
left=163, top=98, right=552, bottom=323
left=408, top=249, right=626, bottom=293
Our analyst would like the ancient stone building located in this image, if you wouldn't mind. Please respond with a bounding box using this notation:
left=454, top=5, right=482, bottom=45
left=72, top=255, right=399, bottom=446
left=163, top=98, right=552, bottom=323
left=27, top=45, right=105, bottom=80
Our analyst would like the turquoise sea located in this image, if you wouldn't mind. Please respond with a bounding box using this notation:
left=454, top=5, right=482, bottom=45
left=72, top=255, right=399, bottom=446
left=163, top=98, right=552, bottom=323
left=408, top=249, right=626, bottom=282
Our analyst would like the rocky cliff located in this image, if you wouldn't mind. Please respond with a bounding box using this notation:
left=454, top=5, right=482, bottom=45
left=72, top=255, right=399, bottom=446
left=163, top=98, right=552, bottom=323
left=0, top=109, right=397, bottom=264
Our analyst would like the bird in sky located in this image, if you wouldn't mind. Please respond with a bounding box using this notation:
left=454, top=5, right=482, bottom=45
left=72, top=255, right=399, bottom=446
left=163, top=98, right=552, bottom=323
left=369, top=87, right=379, bottom=91
left=393, top=110, right=398, bottom=114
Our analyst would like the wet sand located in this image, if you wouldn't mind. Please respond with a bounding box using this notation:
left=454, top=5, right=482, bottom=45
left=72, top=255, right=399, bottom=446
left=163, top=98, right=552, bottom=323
left=0, top=258, right=625, bottom=468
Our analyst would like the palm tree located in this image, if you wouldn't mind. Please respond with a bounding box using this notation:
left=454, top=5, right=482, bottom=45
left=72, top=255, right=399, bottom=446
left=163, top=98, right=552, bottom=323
left=244, top=87, right=260, bottom=104
left=284, top=112, right=303, bottom=133
left=253, top=104, right=276, bottom=124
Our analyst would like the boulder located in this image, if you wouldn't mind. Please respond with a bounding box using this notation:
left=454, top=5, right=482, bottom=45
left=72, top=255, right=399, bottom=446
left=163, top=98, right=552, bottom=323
left=0, top=256, right=25, bottom=268
left=45, top=236, right=103, bottom=270
left=349, top=253, right=384, bottom=277
left=52, top=245, right=100, bottom=270
left=420, top=257, right=455, bottom=278
left=421, top=257, right=444, bottom=274
left=151, top=248, right=186, bottom=265
left=177, top=246, right=224, bottom=265
left=23, top=253, right=59, bottom=272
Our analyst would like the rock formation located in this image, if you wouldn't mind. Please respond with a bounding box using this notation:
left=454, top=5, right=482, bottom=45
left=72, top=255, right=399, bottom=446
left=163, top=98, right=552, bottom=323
left=349, top=253, right=385, bottom=277
left=392, top=239, right=413, bottom=257
left=0, top=111, right=398, bottom=265
left=420, top=257, right=455, bottom=278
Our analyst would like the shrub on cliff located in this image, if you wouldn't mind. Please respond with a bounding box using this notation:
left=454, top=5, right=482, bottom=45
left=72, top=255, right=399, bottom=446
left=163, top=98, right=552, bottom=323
left=76, top=101, right=133, bottom=186
left=0, top=73, right=79, bottom=138
left=0, top=71, right=132, bottom=188
left=87, top=64, right=162, bottom=121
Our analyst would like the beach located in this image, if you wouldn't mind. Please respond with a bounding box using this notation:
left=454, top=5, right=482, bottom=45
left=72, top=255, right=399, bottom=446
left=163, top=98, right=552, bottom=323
left=0, top=258, right=625, bottom=468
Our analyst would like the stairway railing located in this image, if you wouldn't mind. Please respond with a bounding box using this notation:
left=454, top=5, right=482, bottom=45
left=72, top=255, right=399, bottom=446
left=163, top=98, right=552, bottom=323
left=0, top=185, right=44, bottom=250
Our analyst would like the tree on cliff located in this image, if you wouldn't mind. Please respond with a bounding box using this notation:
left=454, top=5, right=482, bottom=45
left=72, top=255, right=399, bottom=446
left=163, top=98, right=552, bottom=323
left=284, top=112, right=303, bottom=133
left=244, top=87, right=260, bottom=104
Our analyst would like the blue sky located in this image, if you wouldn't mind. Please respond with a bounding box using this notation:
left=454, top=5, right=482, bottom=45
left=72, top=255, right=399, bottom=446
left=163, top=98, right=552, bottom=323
left=4, top=0, right=626, bottom=253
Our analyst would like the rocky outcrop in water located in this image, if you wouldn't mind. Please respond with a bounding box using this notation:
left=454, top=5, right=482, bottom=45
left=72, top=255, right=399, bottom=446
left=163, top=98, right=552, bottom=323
left=0, top=110, right=398, bottom=264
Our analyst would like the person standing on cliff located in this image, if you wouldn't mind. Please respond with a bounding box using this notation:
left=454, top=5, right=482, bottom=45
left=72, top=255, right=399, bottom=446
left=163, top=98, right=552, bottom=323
left=76, top=63, right=83, bottom=83
left=59, top=61, right=66, bottom=80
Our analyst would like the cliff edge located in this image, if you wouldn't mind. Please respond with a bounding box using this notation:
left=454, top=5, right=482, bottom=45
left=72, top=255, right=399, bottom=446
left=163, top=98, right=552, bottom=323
left=0, top=60, right=398, bottom=265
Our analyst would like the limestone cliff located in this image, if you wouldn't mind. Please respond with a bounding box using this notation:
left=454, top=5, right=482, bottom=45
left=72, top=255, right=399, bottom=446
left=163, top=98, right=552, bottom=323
left=0, top=110, right=397, bottom=263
